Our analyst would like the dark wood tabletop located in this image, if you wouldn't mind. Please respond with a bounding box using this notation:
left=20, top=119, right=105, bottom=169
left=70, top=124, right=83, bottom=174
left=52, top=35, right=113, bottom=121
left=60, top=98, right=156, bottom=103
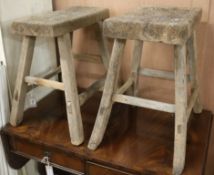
left=1, top=91, right=213, bottom=175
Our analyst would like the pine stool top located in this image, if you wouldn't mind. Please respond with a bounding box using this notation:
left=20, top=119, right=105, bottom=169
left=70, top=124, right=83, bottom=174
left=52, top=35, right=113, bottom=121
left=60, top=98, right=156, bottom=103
left=11, top=6, right=109, bottom=37
left=103, top=7, right=201, bottom=44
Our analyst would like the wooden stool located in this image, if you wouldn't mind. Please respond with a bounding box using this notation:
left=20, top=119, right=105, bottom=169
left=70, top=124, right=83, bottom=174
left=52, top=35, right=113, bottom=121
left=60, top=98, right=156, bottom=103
left=88, top=7, right=203, bottom=175
left=10, top=6, right=109, bottom=146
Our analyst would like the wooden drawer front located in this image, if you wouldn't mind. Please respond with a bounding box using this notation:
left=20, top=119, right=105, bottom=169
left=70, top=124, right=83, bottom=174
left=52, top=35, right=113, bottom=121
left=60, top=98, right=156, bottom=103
left=10, top=137, right=84, bottom=173
left=86, top=162, right=135, bottom=175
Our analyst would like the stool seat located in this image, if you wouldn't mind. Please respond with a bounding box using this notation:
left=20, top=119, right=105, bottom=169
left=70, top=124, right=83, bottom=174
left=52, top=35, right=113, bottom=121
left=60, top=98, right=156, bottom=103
left=12, top=6, right=109, bottom=37
left=104, top=7, right=201, bottom=44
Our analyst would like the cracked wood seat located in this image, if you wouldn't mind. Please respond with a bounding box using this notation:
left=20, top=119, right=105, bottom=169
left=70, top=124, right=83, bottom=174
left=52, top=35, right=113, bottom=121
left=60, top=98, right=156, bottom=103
left=12, top=6, right=109, bottom=37
left=88, top=7, right=203, bottom=175
left=103, top=7, right=202, bottom=44
left=10, top=6, right=110, bottom=147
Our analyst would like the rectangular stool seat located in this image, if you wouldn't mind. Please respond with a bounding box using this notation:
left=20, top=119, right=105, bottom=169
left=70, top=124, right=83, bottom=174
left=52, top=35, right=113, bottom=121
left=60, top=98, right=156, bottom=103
left=12, top=6, right=109, bottom=37
left=103, top=7, right=201, bottom=44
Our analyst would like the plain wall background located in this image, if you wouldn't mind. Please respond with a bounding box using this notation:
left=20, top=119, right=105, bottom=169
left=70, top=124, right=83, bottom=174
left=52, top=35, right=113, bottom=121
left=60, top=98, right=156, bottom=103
left=53, top=0, right=214, bottom=113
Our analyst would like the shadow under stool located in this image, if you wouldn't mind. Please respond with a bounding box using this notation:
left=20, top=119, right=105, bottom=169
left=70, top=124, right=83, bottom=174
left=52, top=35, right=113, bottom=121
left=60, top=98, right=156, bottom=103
left=9, top=6, right=110, bottom=146
left=88, top=7, right=203, bottom=175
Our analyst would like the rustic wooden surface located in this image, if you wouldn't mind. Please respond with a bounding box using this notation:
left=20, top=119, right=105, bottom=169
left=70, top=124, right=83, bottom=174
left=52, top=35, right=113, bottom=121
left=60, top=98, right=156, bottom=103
left=88, top=39, right=126, bottom=150
left=2, top=91, right=213, bottom=175
left=186, top=32, right=203, bottom=114
left=173, top=44, right=188, bottom=175
left=10, top=36, right=35, bottom=126
left=131, top=40, right=143, bottom=96
left=95, top=21, right=110, bottom=69
left=12, top=6, right=109, bottom=37
left=57, top=33, right=84, bottom=146
left=103, top=7, right=202, bottom=44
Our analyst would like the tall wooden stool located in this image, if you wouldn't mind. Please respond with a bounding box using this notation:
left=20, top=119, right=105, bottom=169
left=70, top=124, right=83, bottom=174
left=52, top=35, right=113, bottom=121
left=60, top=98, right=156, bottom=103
left=10, top=6, right=109, bottom=146
left=88, top=7, right=203, bottom=175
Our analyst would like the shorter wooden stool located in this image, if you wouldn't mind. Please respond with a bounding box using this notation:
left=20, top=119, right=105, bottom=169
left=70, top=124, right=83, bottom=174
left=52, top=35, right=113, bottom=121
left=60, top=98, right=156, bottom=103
left=88, top=7, right=203, bottom=175
left=10, top=6, right=109, bottom=146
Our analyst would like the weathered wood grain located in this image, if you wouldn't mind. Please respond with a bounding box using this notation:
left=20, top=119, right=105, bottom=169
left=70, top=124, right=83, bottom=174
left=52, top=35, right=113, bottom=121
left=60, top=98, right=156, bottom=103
left=173, top=44, right=188, bottom=175
left=187, top=32, right=203, bottom=114
left=26, top=76, right=104, bottom=106
left=95, top=22, right=110, bottom=69
left=116, top=77, right=133, bottom=94
left=10, top=36, right=35, bottom=126
left=42, top=66, right=61, bottom=79
left=79, top=78, right=105, bottom=106
left=131, top=40, right=143, bottom=96
left=12, top=6, right=109, bottom=37
left=104, top=7, right=202, bottom=44
left=25, top=76, right=64, bottom=91
left=139, top=68, right=191, bottom=81
left=187, top=87, right=199, bottom=120
left=88, top=39, right=126, bottom=150
left=57, top=33, right=84, bottom=146
left=113, top=94, right=175, bottom=113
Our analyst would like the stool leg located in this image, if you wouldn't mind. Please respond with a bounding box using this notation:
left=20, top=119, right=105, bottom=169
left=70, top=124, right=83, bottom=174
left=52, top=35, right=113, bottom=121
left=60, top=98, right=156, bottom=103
left=96, top=21, right=110, bottom=70
left=88, top=39, right=126, bottom=150
left=57, top=33, right=84, bottom=146
left=131, top=40, right=143, bottom=96
left=187, top=32, right=203, bottom=114
left=173, top=44, right=188, bottom=175
left=10, top=36, right=36, bottom=126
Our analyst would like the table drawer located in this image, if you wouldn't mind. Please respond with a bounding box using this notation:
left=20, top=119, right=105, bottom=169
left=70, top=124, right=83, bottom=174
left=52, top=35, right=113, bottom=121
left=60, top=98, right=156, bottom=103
left=10, top=137, right=84, bottom=174
left=86, top=161, right=135, bottom=175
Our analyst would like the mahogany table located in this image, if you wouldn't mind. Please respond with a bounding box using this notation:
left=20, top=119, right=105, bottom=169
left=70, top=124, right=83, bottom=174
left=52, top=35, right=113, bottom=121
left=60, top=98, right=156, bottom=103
left=1, top=91, right=213, bottom=175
